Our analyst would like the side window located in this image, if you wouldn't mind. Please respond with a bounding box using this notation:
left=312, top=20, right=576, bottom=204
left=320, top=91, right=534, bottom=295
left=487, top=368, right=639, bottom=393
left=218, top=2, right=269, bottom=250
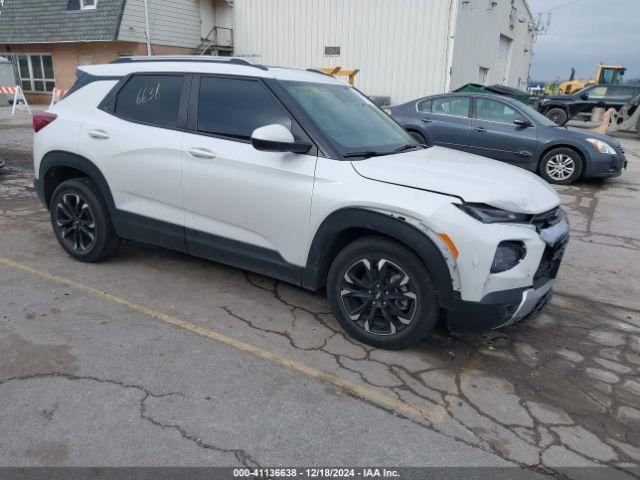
left=197, top=77, right=292, bottom=140
left=114, top=75, right=185, bottom=129
left=417, top=99, right=432, bottom=113
left=475, top=98, right=526, bottom=124
left=431, top=97, right=470, bottom=118
left=606, top=87, right=634, bottom=100
left=587, top=86, right=608, bottom=100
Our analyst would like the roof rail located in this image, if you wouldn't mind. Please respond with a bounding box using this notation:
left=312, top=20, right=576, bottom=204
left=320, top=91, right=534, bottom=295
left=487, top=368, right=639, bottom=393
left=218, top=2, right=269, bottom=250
left=306, top=68, right=334, bottom=78
left=110, top=56, right=269, bottom=71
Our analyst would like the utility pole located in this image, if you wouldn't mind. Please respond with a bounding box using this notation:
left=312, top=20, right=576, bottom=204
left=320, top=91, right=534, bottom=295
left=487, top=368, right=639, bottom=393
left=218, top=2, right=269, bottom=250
left=143, top=0, right=152, bottom=56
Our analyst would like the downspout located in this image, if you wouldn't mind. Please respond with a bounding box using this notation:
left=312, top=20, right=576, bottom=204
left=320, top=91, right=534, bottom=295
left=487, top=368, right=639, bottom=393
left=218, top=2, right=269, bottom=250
left=444, top=0, right=459, bottom=92
left=143, top=0, right=152, bottom=56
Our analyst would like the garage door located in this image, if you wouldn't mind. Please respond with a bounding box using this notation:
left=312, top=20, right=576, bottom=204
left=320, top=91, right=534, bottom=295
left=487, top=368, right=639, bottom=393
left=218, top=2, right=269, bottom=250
left=493, top=35, right=512, bottom=85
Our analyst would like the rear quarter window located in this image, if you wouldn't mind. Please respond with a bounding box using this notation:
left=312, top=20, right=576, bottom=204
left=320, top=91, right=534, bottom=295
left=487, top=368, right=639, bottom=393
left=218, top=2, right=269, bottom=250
left=114, top=75, right=185, bottom=129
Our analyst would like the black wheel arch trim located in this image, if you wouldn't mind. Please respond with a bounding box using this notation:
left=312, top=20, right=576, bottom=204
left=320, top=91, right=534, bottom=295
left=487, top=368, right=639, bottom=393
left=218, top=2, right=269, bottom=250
left=302, top=208, right=456, bottom=310
left=539, top=142, right=587, bottom=168
left=39, top=151, right=116, bottom=213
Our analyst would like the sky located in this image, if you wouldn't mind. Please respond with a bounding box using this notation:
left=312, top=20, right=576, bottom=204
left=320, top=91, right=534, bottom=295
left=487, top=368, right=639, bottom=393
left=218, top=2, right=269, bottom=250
left=527, top=0, right=640, bottom=82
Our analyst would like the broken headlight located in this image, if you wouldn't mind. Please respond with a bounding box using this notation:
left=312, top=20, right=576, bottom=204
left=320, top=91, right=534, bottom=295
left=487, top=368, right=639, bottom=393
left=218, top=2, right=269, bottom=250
left=455, top=203, right=531, bottom=224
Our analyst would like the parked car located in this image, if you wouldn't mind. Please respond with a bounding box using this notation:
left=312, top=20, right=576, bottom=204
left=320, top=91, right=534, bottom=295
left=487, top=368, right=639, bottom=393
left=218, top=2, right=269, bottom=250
left=33, top=56, right=568, bottom=349
left=389, top=92, right=627, bottom=185
left=538, top=84, right=640, bottom=125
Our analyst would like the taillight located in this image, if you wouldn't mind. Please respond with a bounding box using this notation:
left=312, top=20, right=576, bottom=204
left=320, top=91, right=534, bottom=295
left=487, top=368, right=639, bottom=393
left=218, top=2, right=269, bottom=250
left=33, top=112, right=58, bottom=133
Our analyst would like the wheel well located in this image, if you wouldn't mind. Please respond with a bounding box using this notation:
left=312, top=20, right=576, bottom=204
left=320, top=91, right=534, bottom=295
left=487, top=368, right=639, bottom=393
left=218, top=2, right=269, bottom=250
left=43, top=166, right=89, bottom=207
left=405, top=128, right=427, bottom=141
left=539, top=144, right=585, bottom=173
left=315, top=228, right=428, bottom=292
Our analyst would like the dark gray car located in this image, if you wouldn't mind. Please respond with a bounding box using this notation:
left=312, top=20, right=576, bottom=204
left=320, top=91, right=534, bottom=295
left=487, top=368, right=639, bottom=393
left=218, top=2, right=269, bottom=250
left=389, top=92, right=627, bottom=184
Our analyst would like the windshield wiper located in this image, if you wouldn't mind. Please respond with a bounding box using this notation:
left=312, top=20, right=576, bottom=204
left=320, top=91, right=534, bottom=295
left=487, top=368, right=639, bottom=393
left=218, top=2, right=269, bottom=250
left=343, top=150, right=387, bottom=159
left=344, top=144, right=423, bottom=159
left=392, top=144, right=423, bottom=153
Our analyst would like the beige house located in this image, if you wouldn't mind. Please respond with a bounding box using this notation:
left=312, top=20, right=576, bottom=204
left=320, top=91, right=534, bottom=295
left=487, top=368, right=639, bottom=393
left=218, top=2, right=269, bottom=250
left=0, top=0, right=233, bottom=103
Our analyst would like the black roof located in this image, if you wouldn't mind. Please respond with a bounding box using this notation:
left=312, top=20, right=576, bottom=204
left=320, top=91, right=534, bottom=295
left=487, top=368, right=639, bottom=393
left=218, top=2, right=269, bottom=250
left=0, top=0, right=126, bottom=43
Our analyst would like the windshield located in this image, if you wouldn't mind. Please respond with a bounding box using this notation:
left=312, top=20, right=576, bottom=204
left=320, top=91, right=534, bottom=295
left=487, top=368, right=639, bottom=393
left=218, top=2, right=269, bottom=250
left=282, top=81, right=416, bottom=158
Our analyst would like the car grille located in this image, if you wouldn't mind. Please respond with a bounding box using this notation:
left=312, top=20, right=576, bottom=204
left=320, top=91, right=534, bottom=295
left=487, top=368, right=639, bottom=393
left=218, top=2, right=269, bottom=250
left=615, top=145, right=625, bottom=155
left=533, top=236, right=569, bottom=288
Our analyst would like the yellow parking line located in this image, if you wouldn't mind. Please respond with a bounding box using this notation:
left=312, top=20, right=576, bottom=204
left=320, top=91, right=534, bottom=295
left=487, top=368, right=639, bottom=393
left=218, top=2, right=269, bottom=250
left=0, top=255, right=476, bottom=424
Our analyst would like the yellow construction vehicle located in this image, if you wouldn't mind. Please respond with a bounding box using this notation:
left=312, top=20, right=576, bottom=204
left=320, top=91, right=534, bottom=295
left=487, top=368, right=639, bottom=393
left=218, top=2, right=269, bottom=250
left=555, top=64, right=626, bottom=95
left=318, top=66, right=360, bottom=86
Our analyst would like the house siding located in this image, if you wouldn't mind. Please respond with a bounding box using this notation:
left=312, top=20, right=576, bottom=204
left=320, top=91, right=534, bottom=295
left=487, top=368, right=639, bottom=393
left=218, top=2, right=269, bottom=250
left=118, top=0, right=202, bottom=49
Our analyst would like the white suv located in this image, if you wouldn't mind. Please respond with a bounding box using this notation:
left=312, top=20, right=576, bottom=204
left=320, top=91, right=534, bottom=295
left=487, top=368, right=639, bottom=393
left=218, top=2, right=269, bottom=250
left=33, top=56, right=569, bottom=349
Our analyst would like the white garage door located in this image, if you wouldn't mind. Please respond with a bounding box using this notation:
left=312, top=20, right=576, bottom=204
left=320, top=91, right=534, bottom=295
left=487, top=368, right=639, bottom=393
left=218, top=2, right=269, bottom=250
left=494, top=35, right=512, bottom=85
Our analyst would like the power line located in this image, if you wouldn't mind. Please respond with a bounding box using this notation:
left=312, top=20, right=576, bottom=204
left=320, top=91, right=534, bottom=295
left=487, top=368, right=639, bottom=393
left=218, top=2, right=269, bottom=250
left=539, top=0, right=586, bottom=12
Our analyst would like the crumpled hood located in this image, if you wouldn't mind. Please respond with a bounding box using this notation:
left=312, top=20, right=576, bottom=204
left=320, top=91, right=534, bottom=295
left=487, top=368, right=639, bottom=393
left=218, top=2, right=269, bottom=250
left=352, top=146, right=560, bottom=214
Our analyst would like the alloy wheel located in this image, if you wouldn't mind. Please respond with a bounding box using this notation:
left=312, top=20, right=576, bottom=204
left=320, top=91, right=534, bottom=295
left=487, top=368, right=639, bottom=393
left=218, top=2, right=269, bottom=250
left=546, top=154, right=576, bottom=181
left=54, top=193, right=97, bottom=253
left=340, top=258, right=418, bottom=336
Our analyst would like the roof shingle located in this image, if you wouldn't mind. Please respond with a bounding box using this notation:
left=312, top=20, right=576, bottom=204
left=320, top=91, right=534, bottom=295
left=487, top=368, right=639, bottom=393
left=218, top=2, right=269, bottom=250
left=0, top=0, right=126, bottom=43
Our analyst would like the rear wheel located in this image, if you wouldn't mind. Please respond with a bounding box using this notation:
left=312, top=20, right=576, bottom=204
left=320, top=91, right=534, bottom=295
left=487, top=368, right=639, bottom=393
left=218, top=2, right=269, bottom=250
left=326, top=237, right=439, bottom=349
left=539, top=147, right=583, bottom=185
left=50, top=178, right=121, bottom=262
left=545, top=107, right=568, bottom=126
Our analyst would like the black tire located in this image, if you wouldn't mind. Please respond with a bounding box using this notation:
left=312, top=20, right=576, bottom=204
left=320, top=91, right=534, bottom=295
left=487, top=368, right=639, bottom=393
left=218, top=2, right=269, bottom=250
left=545, top=107, right=568, bottom=126
left=50, top=178, right=121, bottom=262
left=539, top=147, right=583, bottom=185
left=326, top=236, right=439, bottom=349
left=408, top=131, right=427, bottom=145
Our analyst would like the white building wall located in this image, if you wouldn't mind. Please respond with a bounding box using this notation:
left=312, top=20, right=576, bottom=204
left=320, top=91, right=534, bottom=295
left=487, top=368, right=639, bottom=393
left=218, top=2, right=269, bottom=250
left=200, top=0, right=234, bottom=39
left=118, top=0, right=202, bottom=49
left=450, top=0, right=534, bottom=91
left=233, top=0, right=455, bottom=104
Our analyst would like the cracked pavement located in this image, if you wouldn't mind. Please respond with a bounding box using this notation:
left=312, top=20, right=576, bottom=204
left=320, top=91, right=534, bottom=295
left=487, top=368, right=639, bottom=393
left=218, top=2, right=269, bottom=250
left=1, top=107, right=639, bottom=477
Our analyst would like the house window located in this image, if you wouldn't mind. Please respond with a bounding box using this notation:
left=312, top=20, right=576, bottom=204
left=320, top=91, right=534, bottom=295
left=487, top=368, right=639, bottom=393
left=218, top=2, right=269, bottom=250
left=67, top=0, right=97, bottom=11
left=7, top=54, right=55, bottom=93
left=80, top=0, right=97, bottom=9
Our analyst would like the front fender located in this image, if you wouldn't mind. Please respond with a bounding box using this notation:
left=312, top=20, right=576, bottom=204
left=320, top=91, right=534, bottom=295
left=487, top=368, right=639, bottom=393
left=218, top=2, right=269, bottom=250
left=302, top=208, right=456, bottom=310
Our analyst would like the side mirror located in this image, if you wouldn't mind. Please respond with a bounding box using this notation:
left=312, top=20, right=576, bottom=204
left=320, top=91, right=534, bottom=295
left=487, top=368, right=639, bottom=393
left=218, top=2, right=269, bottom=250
left=580, top=93, right=589, bottom=101
left=513, top=119, right=532, bottom=127
left=250, top=124, right=312, bottom=154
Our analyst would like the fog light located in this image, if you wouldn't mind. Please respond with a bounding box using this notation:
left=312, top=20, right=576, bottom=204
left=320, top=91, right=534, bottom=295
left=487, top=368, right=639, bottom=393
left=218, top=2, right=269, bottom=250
left=491, top=241, right=526, bottom=273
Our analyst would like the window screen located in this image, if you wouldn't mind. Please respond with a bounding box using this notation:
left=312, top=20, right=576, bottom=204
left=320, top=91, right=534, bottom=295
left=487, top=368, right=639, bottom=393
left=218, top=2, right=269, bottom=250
left=114, top=75, right=184, bottom=129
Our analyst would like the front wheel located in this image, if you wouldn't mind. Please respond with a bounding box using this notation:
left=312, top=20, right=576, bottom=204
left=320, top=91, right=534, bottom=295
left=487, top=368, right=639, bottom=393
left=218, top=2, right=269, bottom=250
left=539, top=148, right=583, bottom=185
left=326, top=237, right=439, bottom=349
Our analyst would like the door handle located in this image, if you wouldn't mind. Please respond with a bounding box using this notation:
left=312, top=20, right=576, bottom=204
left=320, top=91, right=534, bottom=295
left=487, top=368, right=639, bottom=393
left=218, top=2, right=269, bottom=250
left=187, top=147, right=216, bottom=160
left=88, top=129, right=110, bottom=140
left=474, top=127, right=487, bottom=133
left=421, top=118, right=433, bottom=123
